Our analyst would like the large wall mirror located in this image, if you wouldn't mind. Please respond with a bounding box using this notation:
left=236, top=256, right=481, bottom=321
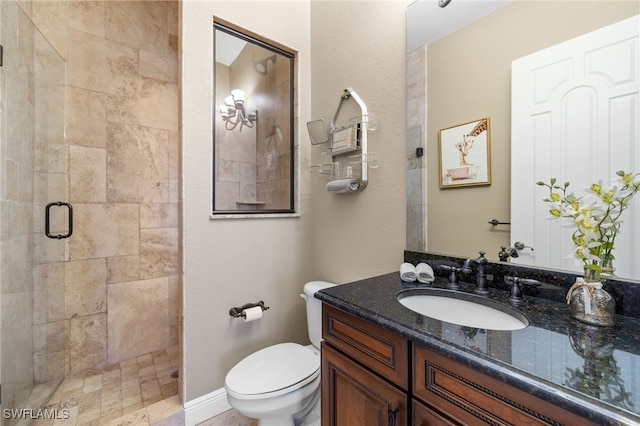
left=406, top=1, right=640, bottom=281
left=213, top=19, right=295, bottom=214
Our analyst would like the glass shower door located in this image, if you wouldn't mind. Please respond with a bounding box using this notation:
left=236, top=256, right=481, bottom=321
left=0, top=1, right=67, bottom=422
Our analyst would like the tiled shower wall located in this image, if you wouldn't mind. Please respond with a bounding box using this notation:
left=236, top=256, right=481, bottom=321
left=406, top=45, right=426, bottom=251
left=28, top=0, right=180, bottom=375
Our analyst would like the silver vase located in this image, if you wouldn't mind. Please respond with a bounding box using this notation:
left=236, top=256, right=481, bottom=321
left=569, top=268, right=616, bottom=327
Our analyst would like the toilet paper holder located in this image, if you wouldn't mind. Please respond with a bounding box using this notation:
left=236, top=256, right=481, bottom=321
left=229, top=301, right=270, bottom=319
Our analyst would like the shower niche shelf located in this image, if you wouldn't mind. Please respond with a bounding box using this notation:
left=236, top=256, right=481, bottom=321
left=307, top=87, right=378, bottom=194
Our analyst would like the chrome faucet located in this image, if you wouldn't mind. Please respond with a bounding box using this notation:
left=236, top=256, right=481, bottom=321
left=462, top=251, right=489, bottom=296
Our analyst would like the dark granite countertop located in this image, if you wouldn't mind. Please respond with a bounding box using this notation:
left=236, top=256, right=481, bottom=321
left=316, top=272, right=640, bottom=426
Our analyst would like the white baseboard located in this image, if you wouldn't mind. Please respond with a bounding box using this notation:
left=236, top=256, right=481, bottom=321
left=183, top=387, right=231, bottom=426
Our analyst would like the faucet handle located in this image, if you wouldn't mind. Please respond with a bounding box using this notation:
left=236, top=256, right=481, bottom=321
left=505, top=275, right=541, bottom=307
left=438, top=264, right=461, bottom=290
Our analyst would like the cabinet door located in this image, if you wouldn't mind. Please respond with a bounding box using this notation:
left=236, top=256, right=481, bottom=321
left=322, top=342, right=406, bottom=426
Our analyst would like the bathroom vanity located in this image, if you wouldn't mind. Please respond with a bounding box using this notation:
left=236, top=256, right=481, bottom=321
left=317, top=263, right=640, bottom=426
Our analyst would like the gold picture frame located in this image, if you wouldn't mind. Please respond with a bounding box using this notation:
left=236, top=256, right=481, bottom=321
left=438, top=117, right=492, bottom=189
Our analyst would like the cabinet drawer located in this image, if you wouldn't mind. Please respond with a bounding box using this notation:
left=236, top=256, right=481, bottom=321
left=322, top=304, right=409, bottom=389
left=414, top=345, right=597, bottom=426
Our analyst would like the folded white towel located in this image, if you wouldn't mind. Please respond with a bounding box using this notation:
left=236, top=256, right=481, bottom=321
left=416, top=263, right=435, bottom=284
left=400, top=263, right=417, bottom=282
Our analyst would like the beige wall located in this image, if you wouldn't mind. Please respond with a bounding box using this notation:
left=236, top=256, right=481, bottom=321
left=182, top=0, right=407, bottom=404
left=181, top=0, right=313, bottom=401
left=309, top=1, right=407, bottom=284
left=424, top=1, right=640, bottom=260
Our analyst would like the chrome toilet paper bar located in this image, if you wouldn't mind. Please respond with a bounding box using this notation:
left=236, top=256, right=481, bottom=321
left=229, top=301, right=270, bottom=319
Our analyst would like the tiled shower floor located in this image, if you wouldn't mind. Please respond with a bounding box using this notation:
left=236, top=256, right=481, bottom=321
left=33, top=346, right=181, bottom=425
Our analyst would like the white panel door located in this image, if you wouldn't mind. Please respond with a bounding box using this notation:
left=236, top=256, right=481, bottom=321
left=511, top=16, right=639, bottom=279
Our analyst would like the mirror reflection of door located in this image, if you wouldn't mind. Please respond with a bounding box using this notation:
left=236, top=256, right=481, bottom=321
left=213, top=20, right=295, bottom=214
left=511, top=16, right=639, bottom=278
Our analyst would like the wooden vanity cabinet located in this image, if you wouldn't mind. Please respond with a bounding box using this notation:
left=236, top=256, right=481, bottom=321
left=322, top=304, right=598, bottom=426
left=413, top=345, right=597, bottom=426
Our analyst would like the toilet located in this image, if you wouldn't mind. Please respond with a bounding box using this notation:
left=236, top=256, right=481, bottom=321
left=224, top=281, right=336, bottom=426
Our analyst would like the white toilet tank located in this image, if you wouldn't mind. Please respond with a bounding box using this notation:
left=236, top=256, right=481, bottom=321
left=302, top=281, right=336, bottom=349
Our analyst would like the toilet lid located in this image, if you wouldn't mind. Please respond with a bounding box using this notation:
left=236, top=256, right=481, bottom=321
left=225, top=343, right=319, bottom=396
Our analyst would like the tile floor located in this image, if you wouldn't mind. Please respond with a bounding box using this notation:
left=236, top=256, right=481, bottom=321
left=32, top=346, right=181, bottom=425
left=196, top=410, right=257, bottom=426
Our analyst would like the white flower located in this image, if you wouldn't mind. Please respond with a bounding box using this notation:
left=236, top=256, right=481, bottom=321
left=537, top=170, right=640, bottom=272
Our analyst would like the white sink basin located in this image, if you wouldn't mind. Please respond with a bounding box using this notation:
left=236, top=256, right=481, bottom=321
left=397, top=288, right=529, bottom=331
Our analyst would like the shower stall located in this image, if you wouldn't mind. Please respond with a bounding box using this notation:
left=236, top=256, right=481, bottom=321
left=1, top=1, right=181, bottom=423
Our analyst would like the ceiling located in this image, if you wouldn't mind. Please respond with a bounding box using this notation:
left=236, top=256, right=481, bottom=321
left=407, top=0, right=512, bottom=52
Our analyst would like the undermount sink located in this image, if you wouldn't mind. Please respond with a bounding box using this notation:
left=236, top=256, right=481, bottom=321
left=397, top=288, right=529, bottom=331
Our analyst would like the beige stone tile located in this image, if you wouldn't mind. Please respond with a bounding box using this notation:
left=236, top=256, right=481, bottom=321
left=107, top=278, right=170, bottom=364
left=69, top=313, right=108, bottom=374
left=197, top=409, right=257, bottom=426
left=121, top=357, right=138, bottom=368
left=33, top=321, right=66, bottom=355
left=168, top=130, right=180, bottom=181
left=83, top=374, right=104, bottom=393
left=33, top=262, right=65, bottom=324
left=140, top=204, right=178, bottom=229
left=169, top=178, right=180, bottom=204
left=159, top=382, right=177, bottom=398
left=107, top=255, right=140, bottom=284
left=32, top=0, right=68, bottom=59
left=66, top=87, right=108, bottom=148
left=107, top=123, right=170, bottom=203
left=138, top=77, right=179, bottom=131
left=62, top=377, right=84, bottom=393
left=107, top=92, right=139, bottom=126
left=105, top=1, right=168, bottom=52
left=139, top=46, right=178, bottom=84
left=68, top=0, right=106, bottom=37
left=77, top=407, right=101, bottom=425
left=166, top=2, right=178, bottom=37
left=168, top=275, right=181, bottom=326
left=141, top=380, right=161, bottom=400
left=122, top=402, right=145, bottom=416
left=138, top=365, right=156, bottom=377
left=122, top=391, right=142, bottom=409
left=78, top=388, right=102, bottom=412
left=145, top=395, right=181, bottom=424
left=34, top=350, right=65, bottom=383
left=68, top=203, right=139, bottom=260
left=65, top=258, right=107, bottom=318
left=68, top=29, right=138, bottom=96
left=105, top=407, right=149, bottom=426
left=140, top=228, right=179, bottom=279
left=101, top=392, right=123, bottom=418
left=143, top=395, right=164, bottom=407
left=136, top=353, right=153, bottom=364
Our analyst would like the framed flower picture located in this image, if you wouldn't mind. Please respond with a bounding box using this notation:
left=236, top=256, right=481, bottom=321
left=438, top=118, right=492, bottom=189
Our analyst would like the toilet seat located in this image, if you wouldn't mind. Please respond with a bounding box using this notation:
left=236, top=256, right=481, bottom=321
left=225, top=342, right=319, bottom=400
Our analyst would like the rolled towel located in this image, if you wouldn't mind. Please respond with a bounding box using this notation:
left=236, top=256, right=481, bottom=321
left=416, top=263, right=435, bottom=284
left=400, top=263, right=417, bottom=282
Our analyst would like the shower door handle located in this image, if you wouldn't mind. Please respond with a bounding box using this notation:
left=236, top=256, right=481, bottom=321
left=45, top=201, right=73, bottom=239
